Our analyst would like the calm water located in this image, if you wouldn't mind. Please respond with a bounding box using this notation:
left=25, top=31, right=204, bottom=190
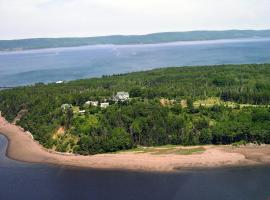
left=1, top=38, right=270, bottom=86
left=0, top=135, right=270, bottom=200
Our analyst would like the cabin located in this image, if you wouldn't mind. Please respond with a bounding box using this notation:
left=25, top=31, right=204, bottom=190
left=85, top=101, right=98, bottom=107
left=100, top=102, right=109, bottom=108
left=114, top=91, right=129, bottom=102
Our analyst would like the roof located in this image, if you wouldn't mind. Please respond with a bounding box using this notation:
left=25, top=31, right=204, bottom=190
left=116, top=91, right=129, bottom=95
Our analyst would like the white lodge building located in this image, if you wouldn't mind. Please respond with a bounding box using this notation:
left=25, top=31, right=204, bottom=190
left=100, top=102, right=109, bottom=108
left=115, top=92, right=129, bottom=102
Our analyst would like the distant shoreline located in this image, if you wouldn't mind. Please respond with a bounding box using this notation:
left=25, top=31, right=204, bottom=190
left=1, top=36, right=270, bottom=53
left=1, top=29, right=270, bottom=52
left=1, top=115, right=269, bottom=172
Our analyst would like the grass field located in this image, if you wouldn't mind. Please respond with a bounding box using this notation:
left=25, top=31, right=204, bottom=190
left=193, top=97, right=266, bottom=108
left=118, top=145, right=205, bottom=155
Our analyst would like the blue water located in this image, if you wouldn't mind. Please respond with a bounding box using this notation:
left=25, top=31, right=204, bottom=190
left=1, top=38, right=270, bottom=86
left=0, top=134, right=270, bottom=200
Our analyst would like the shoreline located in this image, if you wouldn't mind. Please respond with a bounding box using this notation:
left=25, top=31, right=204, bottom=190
left=1, top=35, right=270, bottom=53
left=0, top=116, right=269, bottom=172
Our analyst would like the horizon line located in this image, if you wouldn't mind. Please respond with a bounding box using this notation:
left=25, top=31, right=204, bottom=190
left=1, top=28, right=270, bottom=41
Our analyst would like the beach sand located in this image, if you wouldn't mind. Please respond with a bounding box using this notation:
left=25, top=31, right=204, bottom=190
left=0, top=115, right=269, bottom=172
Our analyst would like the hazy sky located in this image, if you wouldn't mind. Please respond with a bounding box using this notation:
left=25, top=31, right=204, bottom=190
left=0, top=0, right=270, bottom=39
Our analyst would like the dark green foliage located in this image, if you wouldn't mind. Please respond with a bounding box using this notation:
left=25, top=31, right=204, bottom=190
left=0, top=64, right=269, bottom=154
left=108, top=128, right=133, bottom=151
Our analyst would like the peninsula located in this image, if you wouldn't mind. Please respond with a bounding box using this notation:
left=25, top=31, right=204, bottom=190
left=0, top=64, right=269, bottom=171
left=1, top=115, right=270, bottom=172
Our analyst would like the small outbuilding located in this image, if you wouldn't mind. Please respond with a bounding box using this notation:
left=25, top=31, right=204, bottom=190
left=79, top=110, right=86, bottom=114
left=114, top=91, right=129, bottom=102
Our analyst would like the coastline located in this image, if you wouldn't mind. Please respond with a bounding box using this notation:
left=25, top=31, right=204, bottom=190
left=0, top=116, right=269, bottom=172
left=2, top=37, right=270, bottom=54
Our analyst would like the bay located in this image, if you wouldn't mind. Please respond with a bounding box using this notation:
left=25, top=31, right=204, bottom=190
left=1, top=38, right=270, bottom=86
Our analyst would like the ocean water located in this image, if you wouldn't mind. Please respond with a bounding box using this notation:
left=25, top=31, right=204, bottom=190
left=1, top=38, right=270, bottom=86
left=0, top=134, right=270, bottom=200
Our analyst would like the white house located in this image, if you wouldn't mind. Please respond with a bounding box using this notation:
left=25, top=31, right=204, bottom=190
left=61, top=104, right=72, bottom=112
left=85, top=101, right=98, bottom=107
left=115, top=91, right=129, bottom=102
left=56, top=80, right=64, bottom=84
left=100, top=102, right=109, bottom=108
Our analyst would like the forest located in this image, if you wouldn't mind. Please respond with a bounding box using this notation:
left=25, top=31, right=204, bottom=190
left=0, top=64, right=269, bottom=154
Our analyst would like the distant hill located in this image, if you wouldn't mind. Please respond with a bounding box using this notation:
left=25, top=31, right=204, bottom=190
left=1, top=30, right=270, bottom=51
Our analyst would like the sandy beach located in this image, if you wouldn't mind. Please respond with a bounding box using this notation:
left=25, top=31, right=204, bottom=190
left=0, top=115, right=269, bottom=172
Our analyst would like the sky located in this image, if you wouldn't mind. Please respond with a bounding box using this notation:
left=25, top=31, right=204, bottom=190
left=0, top=0, right=270, bottom=39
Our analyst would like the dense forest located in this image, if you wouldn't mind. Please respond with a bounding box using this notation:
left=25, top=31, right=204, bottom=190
left=1, top=30, right=270, bottom=51
left=0, top=64, right=269, bottom=154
